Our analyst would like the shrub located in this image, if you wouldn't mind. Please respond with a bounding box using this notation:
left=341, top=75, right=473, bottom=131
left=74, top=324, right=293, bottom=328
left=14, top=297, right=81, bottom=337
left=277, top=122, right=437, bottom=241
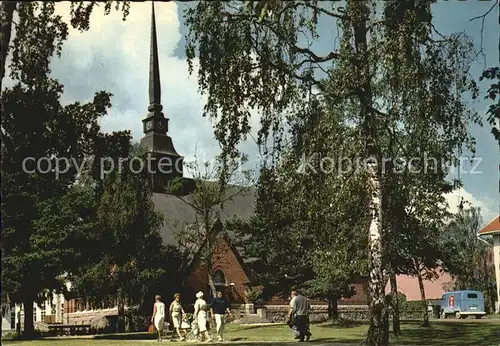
left=245, top=288, right=264, bottom=305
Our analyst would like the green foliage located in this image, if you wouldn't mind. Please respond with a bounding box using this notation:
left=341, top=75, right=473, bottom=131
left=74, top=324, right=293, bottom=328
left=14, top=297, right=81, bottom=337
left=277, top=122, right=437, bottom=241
left=403, top=300, right=427, bottom=312
left=1, top=1, right=130, bottom=333
left=69, top=151, right=183, bottom=320
left=479, top=67, right=500, bottom=145
left=1, top=56, right=130, bottom=330
left=229, top=101, right=370, bottom=303
left=441, top=207, right=497, bottom=311
left=183, top=0, right=481, bottom=344
left=245, top=287, right=265, bottom=305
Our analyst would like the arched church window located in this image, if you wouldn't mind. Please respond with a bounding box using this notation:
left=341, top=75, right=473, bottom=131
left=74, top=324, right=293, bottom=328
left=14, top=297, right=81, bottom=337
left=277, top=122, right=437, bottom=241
left=213, top=270, right=226, bottom=285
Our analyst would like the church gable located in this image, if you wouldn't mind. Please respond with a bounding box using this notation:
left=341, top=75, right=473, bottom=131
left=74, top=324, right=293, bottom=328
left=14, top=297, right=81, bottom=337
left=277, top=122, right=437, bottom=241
left=185, top=234, right=251, bottom=304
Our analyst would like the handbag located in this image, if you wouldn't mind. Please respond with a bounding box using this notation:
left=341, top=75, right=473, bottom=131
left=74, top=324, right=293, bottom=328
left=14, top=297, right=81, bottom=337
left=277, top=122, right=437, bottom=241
left=148, top=323, right=155, bottom=333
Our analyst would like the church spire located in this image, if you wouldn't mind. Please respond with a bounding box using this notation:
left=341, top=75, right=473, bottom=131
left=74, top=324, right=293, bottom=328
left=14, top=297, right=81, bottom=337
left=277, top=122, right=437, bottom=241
left=140, top=0, right=184, bottom=190
left=148, top=1, right=162, bottom=113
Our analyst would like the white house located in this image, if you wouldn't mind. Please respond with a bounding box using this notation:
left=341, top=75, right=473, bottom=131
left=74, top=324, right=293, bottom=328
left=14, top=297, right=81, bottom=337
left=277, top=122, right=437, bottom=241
left=478, top=215, right=500, bottom=313
left=1, top=291, right=66, bottom=335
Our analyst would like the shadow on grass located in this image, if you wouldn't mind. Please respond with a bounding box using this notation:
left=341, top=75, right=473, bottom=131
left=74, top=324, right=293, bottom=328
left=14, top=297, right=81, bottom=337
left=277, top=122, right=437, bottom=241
left=93, top=332, right=157, bottom=340
left=230, top=324, right=286, bottom=332
left=393, top=321, right=500, bottom=346
left=314, top=320, right=367, bottom=329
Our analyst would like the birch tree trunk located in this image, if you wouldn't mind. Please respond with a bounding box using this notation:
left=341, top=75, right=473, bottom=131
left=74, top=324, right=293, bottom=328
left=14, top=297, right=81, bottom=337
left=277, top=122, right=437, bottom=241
left=205, top=214, right=217, bottom=299
left=389, top=272, right=401, bottom=336
left=207, top=270, right=217, bottom=299
left=0, top=1, right=16, bottom=91
left=350, top=2, right=388, bottom=345
left=365, top=164, right=388, bottom=345
left=417, top=269, right=430, bottom=327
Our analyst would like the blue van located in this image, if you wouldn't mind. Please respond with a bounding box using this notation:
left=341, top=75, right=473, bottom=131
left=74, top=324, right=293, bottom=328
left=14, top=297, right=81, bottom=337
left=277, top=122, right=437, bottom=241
left=440, top=290, right=486, bottom=319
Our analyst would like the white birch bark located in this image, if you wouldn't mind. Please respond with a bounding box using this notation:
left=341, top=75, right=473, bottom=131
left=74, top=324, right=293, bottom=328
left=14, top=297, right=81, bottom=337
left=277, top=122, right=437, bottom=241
left=366, top=161, right=388, bottom=345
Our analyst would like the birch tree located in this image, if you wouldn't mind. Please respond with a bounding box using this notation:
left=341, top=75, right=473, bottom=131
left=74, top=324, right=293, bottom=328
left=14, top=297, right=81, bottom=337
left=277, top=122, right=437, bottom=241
left=184, top=1, right=480, bottom=344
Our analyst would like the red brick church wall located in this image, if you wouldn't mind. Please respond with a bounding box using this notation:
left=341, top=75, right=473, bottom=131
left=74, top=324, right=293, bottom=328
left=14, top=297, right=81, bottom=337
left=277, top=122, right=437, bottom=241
left=186, top=237, right=251, bottom=304
left=186, top=235, right=370, bottom=307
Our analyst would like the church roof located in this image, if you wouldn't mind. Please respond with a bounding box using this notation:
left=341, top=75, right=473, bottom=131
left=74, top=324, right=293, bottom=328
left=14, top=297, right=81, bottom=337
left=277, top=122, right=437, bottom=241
left=152, top=184, right=255, bottom=246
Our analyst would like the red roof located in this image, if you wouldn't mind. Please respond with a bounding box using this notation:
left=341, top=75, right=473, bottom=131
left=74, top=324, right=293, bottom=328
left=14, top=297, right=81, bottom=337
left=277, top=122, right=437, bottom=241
left=478, top=216, right=500, bottom=235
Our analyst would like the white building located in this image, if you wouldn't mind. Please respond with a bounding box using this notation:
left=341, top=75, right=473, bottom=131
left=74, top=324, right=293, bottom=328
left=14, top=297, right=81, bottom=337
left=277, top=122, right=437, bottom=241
left=1, top=291, right=66, bottom=335
left=478, top=215, right=500, bottom=313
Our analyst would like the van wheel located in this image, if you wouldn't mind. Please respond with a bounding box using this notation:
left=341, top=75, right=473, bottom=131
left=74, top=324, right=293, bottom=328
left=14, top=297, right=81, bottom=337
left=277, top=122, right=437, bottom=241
left=455, top=312, right=462, bottom=319
left=475, top=316, right=482, bottom=319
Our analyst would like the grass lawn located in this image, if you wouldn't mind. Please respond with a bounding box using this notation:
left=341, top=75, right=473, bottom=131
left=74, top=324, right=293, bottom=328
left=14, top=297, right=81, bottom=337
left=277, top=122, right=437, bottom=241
left=2, top=319, right=499, bottom=346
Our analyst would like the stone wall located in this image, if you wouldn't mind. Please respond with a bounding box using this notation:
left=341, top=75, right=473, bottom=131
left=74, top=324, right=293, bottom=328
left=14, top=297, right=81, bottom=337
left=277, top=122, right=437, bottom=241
left=260, top=305, right=432, bottom=322
left=66, top=307, right=118, bottom=325
left=63, top=307, right=148, bottom=333
left=262, top=305, right=370, bottom=322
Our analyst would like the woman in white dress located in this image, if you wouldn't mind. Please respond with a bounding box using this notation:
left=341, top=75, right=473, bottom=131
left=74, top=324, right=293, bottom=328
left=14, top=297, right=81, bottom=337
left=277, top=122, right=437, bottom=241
left=194, top=291, right=212, bottom=342
left=151, top=295, right=166, bottom=342
left=169, top=293, right=186, bottom=341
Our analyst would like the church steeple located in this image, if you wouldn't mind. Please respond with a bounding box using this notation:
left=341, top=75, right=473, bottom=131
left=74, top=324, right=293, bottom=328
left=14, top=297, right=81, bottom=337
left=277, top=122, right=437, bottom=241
left=148, top=1, right=161, bottom=113
left=140, top=1, right=184, bottom=189
left=143, top=1, right=168, bottom=134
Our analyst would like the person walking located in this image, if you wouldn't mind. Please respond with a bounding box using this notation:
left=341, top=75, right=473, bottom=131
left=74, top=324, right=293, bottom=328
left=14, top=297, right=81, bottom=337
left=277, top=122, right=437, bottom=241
left=194, top=291, right=212, bottom=342
left=289, top=290, right=311, bottom=342
left=289, top=291, right=312, bottom=341
left=151, top=295, right=166, bottom=342
left=170, top=293, right=186, bottom=341
left=288, top=291, right=299, bottom=338
left=210, top=291, right=233, bottom=341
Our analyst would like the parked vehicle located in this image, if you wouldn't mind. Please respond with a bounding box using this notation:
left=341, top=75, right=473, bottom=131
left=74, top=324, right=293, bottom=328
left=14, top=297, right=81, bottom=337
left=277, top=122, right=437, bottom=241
left=440, top=290, right=486, bottom=319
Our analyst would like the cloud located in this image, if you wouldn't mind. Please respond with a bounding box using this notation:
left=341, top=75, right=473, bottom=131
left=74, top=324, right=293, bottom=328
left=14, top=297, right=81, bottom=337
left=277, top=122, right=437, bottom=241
left=47, top=1, right=266, bottom=178
left=45, top=2, right=241, bottom=168
left=7, top=2, right=496, bottom=219
left=444, top=187, right=497, bottom=225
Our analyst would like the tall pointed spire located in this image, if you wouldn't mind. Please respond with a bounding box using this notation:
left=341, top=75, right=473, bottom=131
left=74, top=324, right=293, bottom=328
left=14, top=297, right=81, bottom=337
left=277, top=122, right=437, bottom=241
left=149, top=1, right=162, bottom=112
left=140, top=0, right=184, bottom=190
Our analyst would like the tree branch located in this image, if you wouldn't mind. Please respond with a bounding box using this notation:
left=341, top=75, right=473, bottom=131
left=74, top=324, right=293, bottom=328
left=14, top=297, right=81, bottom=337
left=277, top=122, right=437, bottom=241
left=469, top=0, right=498, bottom=69
left=303, top=3, right=344, bottom=20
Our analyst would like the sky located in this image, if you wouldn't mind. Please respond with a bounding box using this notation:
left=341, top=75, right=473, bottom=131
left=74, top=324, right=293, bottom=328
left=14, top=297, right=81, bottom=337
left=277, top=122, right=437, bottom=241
left=4, top=1, right=499, bottom=226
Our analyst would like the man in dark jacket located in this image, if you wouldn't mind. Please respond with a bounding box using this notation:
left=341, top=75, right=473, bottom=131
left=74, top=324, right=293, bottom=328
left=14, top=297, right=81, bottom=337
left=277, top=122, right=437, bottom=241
left=289, top=290, right=311, bottom=342
left=210, top=291, right=233, bottom=341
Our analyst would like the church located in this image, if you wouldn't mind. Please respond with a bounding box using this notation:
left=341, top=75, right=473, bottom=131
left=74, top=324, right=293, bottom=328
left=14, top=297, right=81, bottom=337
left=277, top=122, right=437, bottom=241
left=1, top=3, right=369, bottom=334
left=63, top=2, right=258, bottom=324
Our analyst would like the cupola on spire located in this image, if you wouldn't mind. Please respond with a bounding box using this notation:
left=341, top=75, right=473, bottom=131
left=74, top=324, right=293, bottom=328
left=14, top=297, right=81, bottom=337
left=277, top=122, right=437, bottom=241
left=140, top=1, right=184, bottom=190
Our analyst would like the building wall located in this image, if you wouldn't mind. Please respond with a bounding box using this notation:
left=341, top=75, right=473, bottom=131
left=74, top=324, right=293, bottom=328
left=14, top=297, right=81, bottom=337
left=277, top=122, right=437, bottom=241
left=186, top=237, right=251, bottom=304
left=263, top=277, right=370, bottom=306
left=493, top=234, right=500, bottom=313
left=385, top=270, right=454, bottom=301
left=1, top=292, right=66, bottom=334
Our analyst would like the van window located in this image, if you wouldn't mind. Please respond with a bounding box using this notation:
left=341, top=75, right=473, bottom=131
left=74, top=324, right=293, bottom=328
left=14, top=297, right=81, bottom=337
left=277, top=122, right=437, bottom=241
left=467, top=293, right=478, bottom=299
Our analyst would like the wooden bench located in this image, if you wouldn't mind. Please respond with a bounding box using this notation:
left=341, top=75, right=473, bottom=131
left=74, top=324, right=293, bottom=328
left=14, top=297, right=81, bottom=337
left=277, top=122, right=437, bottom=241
left=48, top=324, right=91, bottom=336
